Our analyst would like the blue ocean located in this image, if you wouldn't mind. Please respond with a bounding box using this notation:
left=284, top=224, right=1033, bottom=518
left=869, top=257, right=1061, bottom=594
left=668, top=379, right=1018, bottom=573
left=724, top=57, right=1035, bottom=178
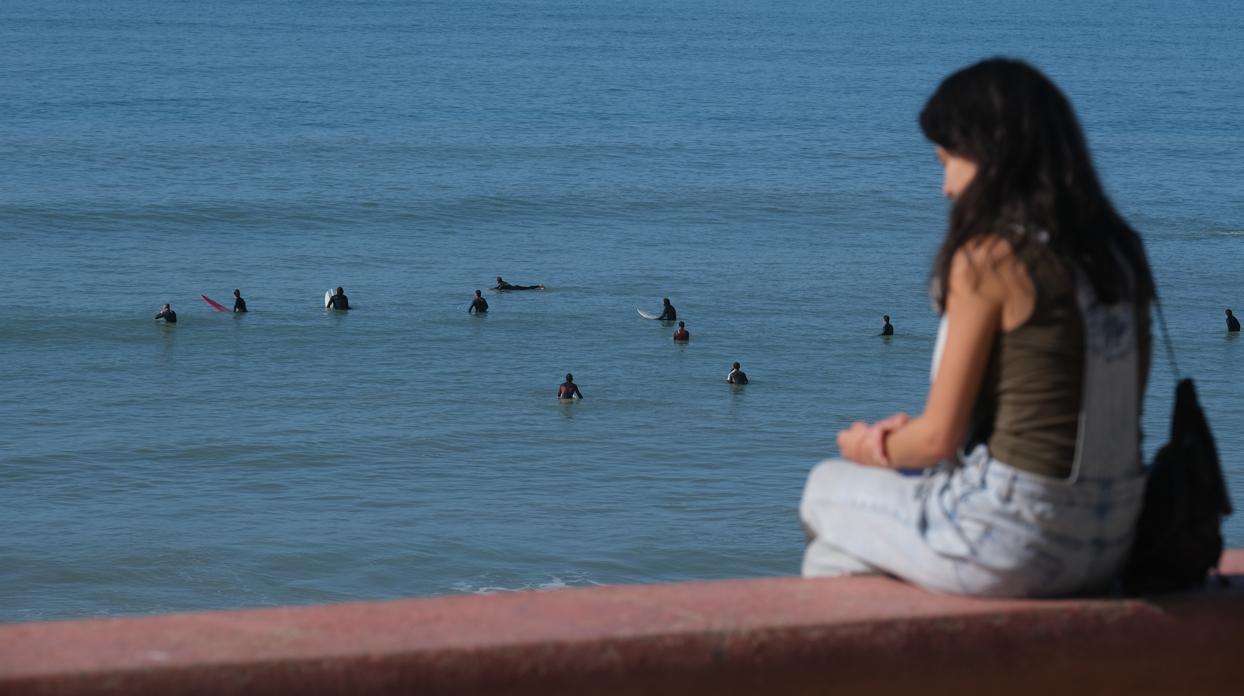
left=2, top=0, right=1242, bottom=622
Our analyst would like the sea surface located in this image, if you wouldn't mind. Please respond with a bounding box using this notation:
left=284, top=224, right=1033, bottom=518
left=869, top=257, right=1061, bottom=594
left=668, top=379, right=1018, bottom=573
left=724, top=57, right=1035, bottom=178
left=2, top=0, right=1242, bottom=622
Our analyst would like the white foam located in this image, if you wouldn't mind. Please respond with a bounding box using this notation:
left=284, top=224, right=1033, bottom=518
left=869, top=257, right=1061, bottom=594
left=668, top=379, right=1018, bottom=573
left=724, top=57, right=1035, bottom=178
left=450, top=572, right=601, bottom=596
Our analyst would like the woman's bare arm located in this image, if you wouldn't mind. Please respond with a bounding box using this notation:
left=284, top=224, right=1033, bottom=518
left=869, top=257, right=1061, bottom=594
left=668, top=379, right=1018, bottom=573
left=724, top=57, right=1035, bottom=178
left=838, top=239, right=1024, bottom=468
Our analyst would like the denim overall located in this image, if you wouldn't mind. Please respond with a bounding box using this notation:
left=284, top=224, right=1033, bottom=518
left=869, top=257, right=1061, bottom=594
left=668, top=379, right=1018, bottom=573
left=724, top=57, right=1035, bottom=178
left=800, top=273, right=1147, bottom=596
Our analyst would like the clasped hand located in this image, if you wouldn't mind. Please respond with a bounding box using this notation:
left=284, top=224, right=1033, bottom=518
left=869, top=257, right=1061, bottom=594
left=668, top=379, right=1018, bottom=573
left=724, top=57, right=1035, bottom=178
left=836, top=412, right=910, bottom=467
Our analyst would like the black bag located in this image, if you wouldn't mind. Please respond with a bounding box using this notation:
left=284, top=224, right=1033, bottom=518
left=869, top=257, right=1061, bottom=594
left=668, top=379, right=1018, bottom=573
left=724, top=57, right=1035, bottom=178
left=1121, top=304, right=1233, bottom=594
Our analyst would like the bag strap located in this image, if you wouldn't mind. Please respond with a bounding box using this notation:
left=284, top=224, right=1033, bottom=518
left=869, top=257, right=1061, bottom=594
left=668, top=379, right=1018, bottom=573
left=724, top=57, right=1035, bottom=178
left=1152, top=297, right=1182, bottom=380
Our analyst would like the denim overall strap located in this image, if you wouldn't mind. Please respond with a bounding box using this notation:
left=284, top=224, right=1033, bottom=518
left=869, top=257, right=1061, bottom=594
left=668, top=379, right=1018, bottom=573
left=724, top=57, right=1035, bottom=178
left=1068, top=267, right=1141, bottom=484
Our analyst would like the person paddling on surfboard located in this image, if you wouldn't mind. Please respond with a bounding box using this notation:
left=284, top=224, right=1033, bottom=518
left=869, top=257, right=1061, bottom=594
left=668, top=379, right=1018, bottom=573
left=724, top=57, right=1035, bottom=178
left=673, top=320, right=689, bottom=342
left=468, top=289, right=489, bottom=314
left=154, top=303, right=177, bottom=324
left=233, top=289, right=247, bottom=313
left=558, top=373, right=583, bottom=399
left=327, top=287, right=349, bottom=311
left=494, top=276, right=544, bottom=291
left=658, top=298, right=676, bottom=321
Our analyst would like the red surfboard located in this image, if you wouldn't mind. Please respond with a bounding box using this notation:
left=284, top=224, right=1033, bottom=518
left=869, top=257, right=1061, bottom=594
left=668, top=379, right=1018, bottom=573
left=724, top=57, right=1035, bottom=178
left=200, top=294, right=229, bottom=312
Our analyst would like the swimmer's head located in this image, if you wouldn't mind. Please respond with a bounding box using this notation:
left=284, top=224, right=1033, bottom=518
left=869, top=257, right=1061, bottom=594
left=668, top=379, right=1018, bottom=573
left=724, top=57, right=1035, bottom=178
left=1228, top=309, right=1234, bottom=316
left=336, top=287, right=344, bottom=295
left=678, top=321, right=685, bottom=327
left=234, top=289, right=241, bottom=297
left=733, top=362, right=741, bottom=370
left=663, top=298, right=670, bottom=305
left=475, top=290, right=482, bottom=297
left=496, top=276, right=504, bottom=283
left=162, top=304, right=170, bottom=310
left=884, top=315, right=890, bottom=322
left=565, top=373, right=574, bottom=382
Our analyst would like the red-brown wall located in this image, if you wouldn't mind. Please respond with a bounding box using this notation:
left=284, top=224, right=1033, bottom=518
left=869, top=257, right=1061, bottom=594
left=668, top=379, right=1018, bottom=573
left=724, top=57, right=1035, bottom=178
left=3, top=551, right=1242, bottom=695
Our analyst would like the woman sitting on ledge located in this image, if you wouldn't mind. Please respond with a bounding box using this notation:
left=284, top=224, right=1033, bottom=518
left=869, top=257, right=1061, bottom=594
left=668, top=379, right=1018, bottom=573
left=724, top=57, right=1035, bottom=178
left=800, top=58, right=1155, bottom=597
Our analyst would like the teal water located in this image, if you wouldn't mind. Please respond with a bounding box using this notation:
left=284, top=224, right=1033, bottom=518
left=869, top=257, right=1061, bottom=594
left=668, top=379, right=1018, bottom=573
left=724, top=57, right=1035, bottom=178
left=2, top=0, right=1242, bottom=622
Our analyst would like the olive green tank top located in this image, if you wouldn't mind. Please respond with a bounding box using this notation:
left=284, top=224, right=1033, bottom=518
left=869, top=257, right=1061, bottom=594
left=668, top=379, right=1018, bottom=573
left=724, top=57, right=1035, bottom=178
left=968, top=237, right=1085, bottom=478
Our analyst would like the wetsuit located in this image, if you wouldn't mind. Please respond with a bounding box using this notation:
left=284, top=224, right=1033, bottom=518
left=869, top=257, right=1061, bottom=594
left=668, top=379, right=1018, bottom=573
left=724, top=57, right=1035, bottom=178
left=155, top=309, right=177, bottom=323
left=327, top=293, right=349, bottom=310
left=881, top=322, right=894, bottom=336
left=233, top=297, right=247, bottom=313
left=658, top=304, right=676, bottom=321
left=469, top=296, right=489, bottom=313
left=727, top=369, right=749, bottom=385
left=558, top=382, right=583, bottom=399
left=1229, top=314, right=1241, bottom=332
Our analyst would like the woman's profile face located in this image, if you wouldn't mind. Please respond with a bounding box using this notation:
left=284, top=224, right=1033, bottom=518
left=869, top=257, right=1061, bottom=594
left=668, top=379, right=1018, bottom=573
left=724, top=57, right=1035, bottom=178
left=936, top=146, right=978, bottom=200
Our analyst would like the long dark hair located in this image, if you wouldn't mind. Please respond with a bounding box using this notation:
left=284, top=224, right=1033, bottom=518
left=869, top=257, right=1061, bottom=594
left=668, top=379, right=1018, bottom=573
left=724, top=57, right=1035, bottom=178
left=919, top=58, right=1154, bottom=310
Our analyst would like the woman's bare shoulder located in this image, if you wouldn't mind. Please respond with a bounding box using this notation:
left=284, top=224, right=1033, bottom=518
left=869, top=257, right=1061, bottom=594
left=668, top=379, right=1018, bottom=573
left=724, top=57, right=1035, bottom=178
left=961, top=234, right=1020, bottom=265
left=951, top=235, right=1020, bottom=283
left=951, top=235, right=1035, bottom=325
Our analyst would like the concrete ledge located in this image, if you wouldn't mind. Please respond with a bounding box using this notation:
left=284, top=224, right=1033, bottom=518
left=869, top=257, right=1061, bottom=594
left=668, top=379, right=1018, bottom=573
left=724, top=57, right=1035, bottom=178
left=3, top=551, right=1242, bottom=695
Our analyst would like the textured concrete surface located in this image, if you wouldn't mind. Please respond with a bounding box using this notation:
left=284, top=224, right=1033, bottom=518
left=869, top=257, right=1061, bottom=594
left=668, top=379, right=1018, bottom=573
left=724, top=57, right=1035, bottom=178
left=2, top=551, right=1242, bottom=695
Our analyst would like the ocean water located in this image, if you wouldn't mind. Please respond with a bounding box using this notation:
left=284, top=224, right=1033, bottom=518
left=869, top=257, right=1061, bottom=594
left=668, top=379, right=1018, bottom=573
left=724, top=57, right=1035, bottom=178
left=2, top=0, right=1242, bottom=622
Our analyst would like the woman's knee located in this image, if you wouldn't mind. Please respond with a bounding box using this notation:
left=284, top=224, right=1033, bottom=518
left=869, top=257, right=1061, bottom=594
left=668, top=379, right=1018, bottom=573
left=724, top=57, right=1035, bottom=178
left=799, top=459, right=852, bottom=531
left=804, top=457, right=855, bottom=494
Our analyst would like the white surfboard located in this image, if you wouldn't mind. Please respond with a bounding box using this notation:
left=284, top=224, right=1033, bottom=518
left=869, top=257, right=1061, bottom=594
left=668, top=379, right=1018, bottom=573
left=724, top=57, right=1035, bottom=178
left=637, top=308, right=661, bottom=320
left=324, top=289, right=333, bottom=309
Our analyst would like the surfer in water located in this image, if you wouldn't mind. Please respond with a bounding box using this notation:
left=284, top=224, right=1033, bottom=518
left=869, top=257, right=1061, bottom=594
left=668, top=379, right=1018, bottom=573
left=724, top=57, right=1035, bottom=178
left=233, top=289, right=247, bottom=313
left=880, top=315, right=894, bottom=336
left=658, top=298, right=676, bottom=321
left=1227, top=309, right=1240, bottom=332
left=327, top=287, right=350, bottom=311
left=494, top=276, right=544, bottom=291
left=154, top=304, right=177, bottom=324
left=468, top=290, right=489, bottom=314
left=673, top=321, right=689, bottom=342
left=727, top=362, right=749, bottom=384
left=558, top=373, right=583, bottom=399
